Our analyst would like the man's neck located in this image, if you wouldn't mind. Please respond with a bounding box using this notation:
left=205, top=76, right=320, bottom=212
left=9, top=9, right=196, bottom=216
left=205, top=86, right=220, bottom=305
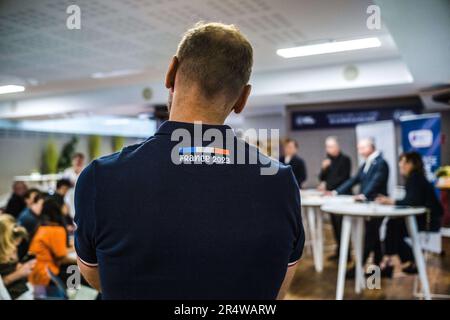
left=169, top=112, right=225, bottom=125
left=168, top=89, right=230, bottom=125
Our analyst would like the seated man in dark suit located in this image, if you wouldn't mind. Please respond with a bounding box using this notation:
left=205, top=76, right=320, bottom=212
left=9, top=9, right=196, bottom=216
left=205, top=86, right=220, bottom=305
left=280, top=138, right=307, bottom=188
left=334, top=138, right=389, bottom=269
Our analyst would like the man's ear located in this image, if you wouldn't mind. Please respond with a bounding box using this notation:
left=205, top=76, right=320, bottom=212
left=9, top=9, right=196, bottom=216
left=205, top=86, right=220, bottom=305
left=233, top=84, right=251, bottom=114
left=165, top=56, right=179, bottom=91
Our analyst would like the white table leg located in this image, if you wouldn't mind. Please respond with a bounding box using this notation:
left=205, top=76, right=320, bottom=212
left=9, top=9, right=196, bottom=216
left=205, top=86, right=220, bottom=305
left=336, top=215, right=352, bottom=300
left=352, top=217, right=365, bottom=293
left=307, top=206, right=320, bottom=272
left=405, top=216, right=431, bottom=300
left=301, top=208, right=312, bottom=255
left=316, top=208, right=324, bottom=272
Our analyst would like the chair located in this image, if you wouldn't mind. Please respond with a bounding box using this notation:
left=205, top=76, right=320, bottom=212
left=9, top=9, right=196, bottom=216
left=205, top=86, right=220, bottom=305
left=0, top=275, right=12, bottom=300
left=47, top=268, right=68, bottom=299
left=409, top=231, right=450, bottom=299
left=33, top=267, right=68, bottom=300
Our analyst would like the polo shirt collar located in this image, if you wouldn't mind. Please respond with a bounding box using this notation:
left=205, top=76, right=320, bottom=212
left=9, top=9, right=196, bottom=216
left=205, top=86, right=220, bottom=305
left=156, top=120, right=234, bottom=136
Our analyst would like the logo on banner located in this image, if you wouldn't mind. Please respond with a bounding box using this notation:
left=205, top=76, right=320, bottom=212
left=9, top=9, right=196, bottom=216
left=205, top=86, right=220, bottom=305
left=408, top=129, right=433, bottom=148
left=295, top=116, right=316, bottom=126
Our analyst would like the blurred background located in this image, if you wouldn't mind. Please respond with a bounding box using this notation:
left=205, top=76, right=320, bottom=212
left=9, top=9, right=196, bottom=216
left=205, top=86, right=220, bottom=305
left=0, top=0, right=449, bottom=300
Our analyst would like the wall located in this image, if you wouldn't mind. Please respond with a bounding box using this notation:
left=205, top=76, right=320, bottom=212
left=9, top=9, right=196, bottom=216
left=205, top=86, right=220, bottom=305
left=233, top=113, right=286, bottom=138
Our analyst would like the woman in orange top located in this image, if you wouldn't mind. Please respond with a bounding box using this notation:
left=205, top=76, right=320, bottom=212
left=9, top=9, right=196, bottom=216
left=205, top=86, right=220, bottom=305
left=28, top=199, right=76, bottom=298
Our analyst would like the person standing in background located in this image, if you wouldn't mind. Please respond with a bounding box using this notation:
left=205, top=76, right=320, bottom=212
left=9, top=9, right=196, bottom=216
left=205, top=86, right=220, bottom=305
left=63, top=153, right=85, bottom=185
left=280, top=138, right=307, bottom=188
left=63, top=153, right=85, bottom=219
left=318, top=136, right=351, bottom=260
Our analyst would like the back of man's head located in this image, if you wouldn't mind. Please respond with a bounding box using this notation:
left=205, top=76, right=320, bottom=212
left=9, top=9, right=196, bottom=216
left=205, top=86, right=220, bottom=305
left=176, top=22, right=253, bottom=104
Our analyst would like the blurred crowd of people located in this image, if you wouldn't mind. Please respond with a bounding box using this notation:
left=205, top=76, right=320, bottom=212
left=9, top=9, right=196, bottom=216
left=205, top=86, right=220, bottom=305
left=0, top=134, right=445, bottom=299
left=279, top=136, right=443, bottom=277
left=0, top=153, right=87, bottom=300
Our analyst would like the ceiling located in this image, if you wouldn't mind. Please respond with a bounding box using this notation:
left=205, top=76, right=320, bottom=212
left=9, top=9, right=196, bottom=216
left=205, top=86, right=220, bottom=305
left=0, top=0, right=399, bottom=98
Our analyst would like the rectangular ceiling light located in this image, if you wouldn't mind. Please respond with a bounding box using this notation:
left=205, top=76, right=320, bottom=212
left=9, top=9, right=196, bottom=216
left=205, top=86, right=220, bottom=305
left=0, top=85, right=25, bottom=95
left=91, top=69, right=141, bottom=79
left=277, top=37, right=381, bottom=58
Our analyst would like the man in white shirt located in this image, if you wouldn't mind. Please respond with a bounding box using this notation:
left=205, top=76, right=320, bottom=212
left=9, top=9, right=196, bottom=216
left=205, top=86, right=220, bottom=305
left=63, top=153, right=85, bottom=218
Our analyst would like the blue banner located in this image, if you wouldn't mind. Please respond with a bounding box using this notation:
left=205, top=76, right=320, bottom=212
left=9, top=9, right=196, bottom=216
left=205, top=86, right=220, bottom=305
left=291, top=106, right=421, bottom=130
left=400, top=114, right=441, bottom=181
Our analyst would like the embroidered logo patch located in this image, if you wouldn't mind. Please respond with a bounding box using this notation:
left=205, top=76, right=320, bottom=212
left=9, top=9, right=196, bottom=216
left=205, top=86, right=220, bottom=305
left=178, top=147, right=230, bottom=164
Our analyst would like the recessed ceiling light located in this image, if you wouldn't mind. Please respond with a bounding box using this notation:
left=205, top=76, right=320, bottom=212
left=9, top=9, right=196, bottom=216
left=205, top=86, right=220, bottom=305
left=0, top=85, right=25, bottom=95
left=276, top=37, right=381, bottom=58
left=91, top=69, right=141, bottom=79
left=138, top=113, right=150, bottom=120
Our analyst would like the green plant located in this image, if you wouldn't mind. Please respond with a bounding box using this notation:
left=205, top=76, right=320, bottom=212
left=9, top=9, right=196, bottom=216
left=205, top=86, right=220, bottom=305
left=112, top=136, right=125, bottom=152
left=57, top=136, right=78, bottom=170
left=43, top=138, right=59, bottom=174
left=89, top=135, right=101, bottom=160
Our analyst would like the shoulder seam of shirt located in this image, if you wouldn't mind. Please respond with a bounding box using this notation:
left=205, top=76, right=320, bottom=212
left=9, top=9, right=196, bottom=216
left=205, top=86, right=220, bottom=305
left=91, top=160, right=98, bottom=248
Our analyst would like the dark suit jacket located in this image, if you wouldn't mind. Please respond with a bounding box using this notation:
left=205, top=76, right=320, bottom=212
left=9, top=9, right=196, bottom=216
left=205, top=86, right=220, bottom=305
left=280, top=155, right=307, bottom=188
left=318, top=153, right=352, bottom=191
left=336, top=153, right=389, bottom=200
left=396, top=171, right=443, bottom=231
left=5, top=194, right=26, bottom=218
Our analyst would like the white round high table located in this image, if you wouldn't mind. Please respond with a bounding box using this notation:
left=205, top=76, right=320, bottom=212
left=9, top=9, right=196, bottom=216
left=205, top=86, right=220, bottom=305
left=320, top=203, right=430, bottom=300
left=300, top=191, right=354, bottom=273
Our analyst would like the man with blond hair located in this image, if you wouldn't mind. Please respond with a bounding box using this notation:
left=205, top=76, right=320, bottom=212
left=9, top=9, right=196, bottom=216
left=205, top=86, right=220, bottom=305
left=75, top=22, right=304, bottom=299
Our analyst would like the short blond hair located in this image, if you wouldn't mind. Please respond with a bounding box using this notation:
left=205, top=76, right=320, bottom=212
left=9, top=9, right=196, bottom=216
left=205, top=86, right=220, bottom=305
left=176, top=22, right=253, bottom=101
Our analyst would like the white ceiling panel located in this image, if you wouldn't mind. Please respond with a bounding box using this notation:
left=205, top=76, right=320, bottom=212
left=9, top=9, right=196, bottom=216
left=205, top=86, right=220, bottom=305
left=0, top=0, right=399, bottom=97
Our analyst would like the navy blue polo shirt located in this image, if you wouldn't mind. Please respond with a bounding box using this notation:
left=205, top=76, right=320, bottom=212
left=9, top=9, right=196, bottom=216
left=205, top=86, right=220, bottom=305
left=74, top=120, right=304, bottom=299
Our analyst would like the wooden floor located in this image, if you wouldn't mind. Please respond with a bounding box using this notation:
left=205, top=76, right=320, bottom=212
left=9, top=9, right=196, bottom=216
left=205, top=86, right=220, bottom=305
left=286, top=222, right=450, bottom=300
